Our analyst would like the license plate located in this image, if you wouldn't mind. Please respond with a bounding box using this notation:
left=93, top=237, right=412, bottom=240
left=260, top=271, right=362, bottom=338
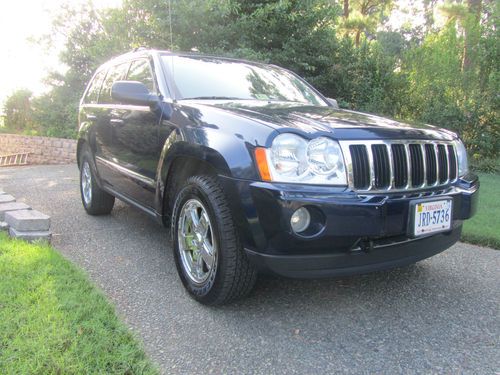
left=413, top=199, right=453, bottom=237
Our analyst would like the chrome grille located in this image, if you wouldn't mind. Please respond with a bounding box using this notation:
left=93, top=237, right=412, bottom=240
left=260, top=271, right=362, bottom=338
left=340, top=140, right=458, bottom=193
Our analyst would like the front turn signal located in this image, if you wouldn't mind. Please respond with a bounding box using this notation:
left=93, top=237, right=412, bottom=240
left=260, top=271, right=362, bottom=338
left=254, top=147, right=271, bottom=181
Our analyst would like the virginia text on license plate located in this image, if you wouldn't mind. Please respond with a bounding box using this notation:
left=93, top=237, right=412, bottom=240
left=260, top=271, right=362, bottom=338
left=413, top=199, right=453, bottom=236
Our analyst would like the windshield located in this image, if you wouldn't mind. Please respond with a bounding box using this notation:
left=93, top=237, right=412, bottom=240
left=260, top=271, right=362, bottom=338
left=161, top=55, right=327, bottom=106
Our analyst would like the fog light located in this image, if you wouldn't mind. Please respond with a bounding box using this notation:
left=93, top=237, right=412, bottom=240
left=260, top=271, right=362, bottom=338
left=290, top=207, right=311, bottom=233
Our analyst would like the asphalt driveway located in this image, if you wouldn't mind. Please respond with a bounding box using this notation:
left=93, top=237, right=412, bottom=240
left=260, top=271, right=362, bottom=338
left=1, top=164, right=499, bottom=374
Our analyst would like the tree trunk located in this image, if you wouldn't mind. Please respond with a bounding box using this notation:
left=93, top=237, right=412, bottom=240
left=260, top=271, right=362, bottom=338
left=462, top=0, right=482, bottom=73
left=343, top=0, right=349, bottom=18
left=355, top=30, right=361, bottom=46
left=423, top=0, right=436, bottom=33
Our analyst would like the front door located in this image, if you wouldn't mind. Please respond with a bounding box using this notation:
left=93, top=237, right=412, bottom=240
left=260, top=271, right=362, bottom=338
left=107, top=58, right=162, bottom=209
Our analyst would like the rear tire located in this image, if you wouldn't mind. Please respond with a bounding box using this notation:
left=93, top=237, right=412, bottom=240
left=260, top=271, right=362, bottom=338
left=79, top=148, right=115, bottom=215
left=171, top=175, right=257, bottom=305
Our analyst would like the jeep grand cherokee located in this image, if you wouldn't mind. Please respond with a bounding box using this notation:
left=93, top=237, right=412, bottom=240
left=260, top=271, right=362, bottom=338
left=77, top=49, right=479, bottom=305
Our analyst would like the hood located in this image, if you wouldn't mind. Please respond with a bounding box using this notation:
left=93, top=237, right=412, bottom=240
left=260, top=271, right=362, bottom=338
left=204, top=101, right=456, bottom=141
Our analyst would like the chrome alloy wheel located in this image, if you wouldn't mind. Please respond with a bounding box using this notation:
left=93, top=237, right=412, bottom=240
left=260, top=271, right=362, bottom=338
left=178, top=198, right=217, bottom=284
left=81, top=161, right=92, bottom=206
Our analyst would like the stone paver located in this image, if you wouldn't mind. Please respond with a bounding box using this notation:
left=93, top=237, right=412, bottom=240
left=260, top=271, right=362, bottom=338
left=0, top=221, right=8, bottom=231
left=5, top=209, right=50, bottom=231
left=0, top=202, right=31, bottom=220
left=8, top=227, right=51, bottom=242
left=0, top=194, right=15, bottom=204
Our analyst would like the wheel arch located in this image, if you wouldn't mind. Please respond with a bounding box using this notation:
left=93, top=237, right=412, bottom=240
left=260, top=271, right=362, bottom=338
left=158, top=142, right=232, bottom=222
left=76, top=138, right=87, bottom=167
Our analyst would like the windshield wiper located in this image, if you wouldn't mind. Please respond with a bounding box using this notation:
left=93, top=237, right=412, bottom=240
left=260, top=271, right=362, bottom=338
left=181, top=96, right=245, bottom=100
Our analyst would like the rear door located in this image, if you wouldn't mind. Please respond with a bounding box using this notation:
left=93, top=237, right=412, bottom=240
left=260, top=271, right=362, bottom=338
left=104, top=57, right=161, bottom=209
left=79, top=68, right=106, bottom=154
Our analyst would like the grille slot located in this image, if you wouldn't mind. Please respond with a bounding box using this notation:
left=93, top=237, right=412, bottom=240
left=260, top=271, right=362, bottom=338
left=409, top=144, right=424, bottom=187
left=437, top=144, right=449, bottom=183
left=350, top=145, right=370, bottom=189
left=425, top=144, right=437, bottom=185
left=343, top=141, right=458, bottom=192
left=391, top=144, right=408, bottom=188
left=372, top=145, right=390, bottom=189
left=448, top=145, right=457, bottom=181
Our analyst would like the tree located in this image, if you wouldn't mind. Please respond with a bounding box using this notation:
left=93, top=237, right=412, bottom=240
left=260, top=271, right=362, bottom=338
left=440, top=0, right=482, bottom=93
left=341, top=0, right=394, bottom=46
left=13, top=0, right=497, bottom=163
left=2, top=89, right=35, bottom=133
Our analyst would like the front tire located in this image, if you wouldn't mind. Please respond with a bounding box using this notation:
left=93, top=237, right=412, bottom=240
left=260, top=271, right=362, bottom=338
left=171, top=175, right=257, bottom=305
left=79, top=149, right=115, bottom=215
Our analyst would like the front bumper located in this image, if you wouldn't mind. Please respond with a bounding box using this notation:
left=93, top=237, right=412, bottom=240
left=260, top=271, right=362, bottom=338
left=246, top=225, right=461, bottom=278
left=219, top=174, right=479, bottom=278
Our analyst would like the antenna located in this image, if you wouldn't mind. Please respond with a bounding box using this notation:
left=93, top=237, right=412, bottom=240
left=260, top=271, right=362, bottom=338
left=168, top=0, right=175, bottom=100
left=168, top=0, right=173, bottom=51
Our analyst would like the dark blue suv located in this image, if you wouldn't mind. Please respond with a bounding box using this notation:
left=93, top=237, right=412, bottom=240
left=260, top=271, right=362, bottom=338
left=77, top=49, right=479, bottom=304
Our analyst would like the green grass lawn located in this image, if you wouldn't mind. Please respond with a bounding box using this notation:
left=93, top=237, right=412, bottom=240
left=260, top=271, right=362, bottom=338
left=461, top=173, right=500, bottom=249
left=0, top=234, right=157, bottom=374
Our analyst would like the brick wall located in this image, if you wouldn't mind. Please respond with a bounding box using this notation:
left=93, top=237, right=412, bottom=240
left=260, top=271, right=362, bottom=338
left=0, top=134, right=77, bottom=165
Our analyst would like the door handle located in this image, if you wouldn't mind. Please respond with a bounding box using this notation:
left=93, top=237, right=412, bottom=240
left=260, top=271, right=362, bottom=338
left=110, top=118, right=124, bottom=125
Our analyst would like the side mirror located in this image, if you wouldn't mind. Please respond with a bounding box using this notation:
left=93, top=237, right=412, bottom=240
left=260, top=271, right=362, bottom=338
left=111, top=81, right=159, bottom=106
left=326, top=98, right=339, bottom=109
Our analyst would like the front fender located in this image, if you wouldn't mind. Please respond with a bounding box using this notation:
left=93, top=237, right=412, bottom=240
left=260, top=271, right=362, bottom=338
left=154, top=128, right=261, bottom=248
left=156, top=123, right=263, bottom=195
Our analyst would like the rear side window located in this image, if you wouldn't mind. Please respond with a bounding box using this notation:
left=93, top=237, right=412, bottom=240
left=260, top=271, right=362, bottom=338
left=99, top=62, right=131, bottom=104
left=127, top=59, right=155, bottom=93
left=83, top=70, right=106, bottom=104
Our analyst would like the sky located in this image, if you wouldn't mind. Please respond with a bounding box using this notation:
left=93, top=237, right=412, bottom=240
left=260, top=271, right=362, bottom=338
left=0, top=0, right=121, bottom=107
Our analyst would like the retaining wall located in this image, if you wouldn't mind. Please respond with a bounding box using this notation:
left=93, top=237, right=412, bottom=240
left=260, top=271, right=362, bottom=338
left=0, top=134, right=77, bottom=165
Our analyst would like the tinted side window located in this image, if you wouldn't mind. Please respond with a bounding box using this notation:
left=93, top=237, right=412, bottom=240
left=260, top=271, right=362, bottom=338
left=84, top=70, right=106, bottom=104
left=127, top=59, right=155, bottom=92
left=99, top=62, right=130, bottom=104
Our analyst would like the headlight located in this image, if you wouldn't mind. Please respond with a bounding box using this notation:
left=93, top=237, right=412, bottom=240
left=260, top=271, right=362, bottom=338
left=307, top=137, right=344, bottom=175
left=270, top=133, right=309, bottom=178
left=454, top=139, right=469, bottom=177
left=255, top=134, right=347, bottom=185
